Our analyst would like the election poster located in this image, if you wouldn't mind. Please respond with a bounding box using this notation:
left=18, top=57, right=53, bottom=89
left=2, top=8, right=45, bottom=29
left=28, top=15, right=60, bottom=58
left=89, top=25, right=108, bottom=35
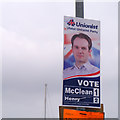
left=63, top=16, right=100, bottom=107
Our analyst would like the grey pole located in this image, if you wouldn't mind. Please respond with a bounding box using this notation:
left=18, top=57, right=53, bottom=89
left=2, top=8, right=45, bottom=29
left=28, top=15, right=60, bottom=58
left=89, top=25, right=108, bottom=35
left=76, top=0, right=84, bottom=18
left=44, top=84, right=47, bottom=119
left=118, top=2, right=120, bottom=120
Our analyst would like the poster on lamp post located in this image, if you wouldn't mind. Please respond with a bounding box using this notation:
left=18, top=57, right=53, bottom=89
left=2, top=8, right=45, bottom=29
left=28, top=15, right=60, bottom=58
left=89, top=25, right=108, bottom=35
left=62, top=16, right=100, bottom=107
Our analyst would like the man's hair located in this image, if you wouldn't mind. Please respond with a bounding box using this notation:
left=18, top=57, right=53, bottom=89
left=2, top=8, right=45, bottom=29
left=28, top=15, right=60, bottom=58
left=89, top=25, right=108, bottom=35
left=71, top=33, right=92, bottom=50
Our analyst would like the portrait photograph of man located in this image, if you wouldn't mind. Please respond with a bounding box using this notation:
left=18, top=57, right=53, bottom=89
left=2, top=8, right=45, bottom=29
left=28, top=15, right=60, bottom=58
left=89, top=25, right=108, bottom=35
left=63, top=33, right=100, bottom=79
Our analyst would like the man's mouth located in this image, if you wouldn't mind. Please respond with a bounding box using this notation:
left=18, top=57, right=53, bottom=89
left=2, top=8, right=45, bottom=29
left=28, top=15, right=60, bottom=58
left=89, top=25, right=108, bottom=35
left=77, top=55, right=84, bottom=57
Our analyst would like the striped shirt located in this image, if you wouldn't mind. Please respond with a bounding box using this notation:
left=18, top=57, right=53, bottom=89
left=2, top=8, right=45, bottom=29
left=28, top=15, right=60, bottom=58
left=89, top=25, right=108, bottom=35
left=63, top=62, right=99, bottom=79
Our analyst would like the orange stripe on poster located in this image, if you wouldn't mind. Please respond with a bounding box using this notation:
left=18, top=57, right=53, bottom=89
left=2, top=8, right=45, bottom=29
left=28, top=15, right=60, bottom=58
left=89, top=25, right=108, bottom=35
left=63, top=109, right=104, bottom=119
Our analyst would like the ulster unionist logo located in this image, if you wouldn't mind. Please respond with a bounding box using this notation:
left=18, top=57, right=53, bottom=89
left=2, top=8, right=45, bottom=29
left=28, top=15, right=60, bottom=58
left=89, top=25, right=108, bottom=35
left=67, top=19, right=75, bottom=26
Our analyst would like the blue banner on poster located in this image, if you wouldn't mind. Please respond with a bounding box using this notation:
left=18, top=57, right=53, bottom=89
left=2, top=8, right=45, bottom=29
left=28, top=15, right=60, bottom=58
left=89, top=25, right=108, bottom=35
left=63, top=77, right=100, bottom=107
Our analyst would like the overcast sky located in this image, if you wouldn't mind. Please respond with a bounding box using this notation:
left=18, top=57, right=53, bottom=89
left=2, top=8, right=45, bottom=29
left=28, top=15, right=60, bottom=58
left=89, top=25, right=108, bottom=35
left=0, top=0, right=118, bottom=118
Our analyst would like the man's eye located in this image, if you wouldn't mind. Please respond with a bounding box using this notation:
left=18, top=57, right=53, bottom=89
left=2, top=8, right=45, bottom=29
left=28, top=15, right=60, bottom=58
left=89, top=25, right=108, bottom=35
left=82, top=47, right=86, bottom=50
left=75, top=46, right=79, bottom=49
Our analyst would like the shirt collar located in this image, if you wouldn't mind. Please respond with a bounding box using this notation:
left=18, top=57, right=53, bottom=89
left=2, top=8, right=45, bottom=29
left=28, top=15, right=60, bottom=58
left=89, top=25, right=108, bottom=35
left=83, top=61, right=91, bottom=69
left=74, top=61, right=90, bottom=70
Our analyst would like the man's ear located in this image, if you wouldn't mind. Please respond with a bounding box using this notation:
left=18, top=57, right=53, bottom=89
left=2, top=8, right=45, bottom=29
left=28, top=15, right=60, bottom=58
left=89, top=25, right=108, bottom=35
left=89, top=49, right=92, bottom=53
left=89, top=49, right=92, bottom=57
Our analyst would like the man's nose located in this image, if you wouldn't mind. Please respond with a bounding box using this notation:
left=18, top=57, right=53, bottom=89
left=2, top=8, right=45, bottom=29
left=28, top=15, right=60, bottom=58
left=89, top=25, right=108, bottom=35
left=78, top=48, right=83, bottom=53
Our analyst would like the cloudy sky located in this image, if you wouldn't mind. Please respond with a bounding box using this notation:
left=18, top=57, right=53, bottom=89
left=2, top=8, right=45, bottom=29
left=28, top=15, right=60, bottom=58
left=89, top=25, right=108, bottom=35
left=0, top=0, right=118, bottom=118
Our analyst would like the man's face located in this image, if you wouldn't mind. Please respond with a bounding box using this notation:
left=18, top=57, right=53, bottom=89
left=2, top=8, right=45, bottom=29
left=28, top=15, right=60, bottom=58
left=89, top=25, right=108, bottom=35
left=72, top=37, right=91, bottom=64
